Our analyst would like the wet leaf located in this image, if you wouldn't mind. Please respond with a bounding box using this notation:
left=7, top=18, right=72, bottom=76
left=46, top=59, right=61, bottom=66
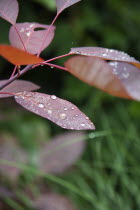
left=70, top=47, right=140, bottom=69
left=9, top=23, right=55, bottom=54
left=0, top=45, right=44, bottom=65
left=0, top=80, right=40, bottom=98
left=14, top=91, right=95, bottom=130
left=0, top=134, right=27, bottom=181
left=65, top=56, right=140, bottom=100
left=39, top=131, right=86, bottom=174
left=0, top=0, right=19, bottom=24
left=34, top=193, right=76, bottom=210
left=56, top=0, right=81, bottom=14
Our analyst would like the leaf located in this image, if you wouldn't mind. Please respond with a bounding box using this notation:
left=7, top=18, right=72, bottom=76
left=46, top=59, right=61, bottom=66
left=0, top=134, right=27, bottom=181
left=14, top=91, right=95, bottom=130
left=9, top=23, right=55, bottom=54
left=0, top=0, right=19, bottom=24
left=34, top=193, right=76, bottom=210
left=0, top=80, right=40, bottom=98
left=56, top=0, right=81, bottom=14
left=70, top=47, right=140, bottom=69
left=65, top=56, right=140, bottom=100
left=39, top=131, right=85, bottom=174
left=0, top=45, right=44, bottom=65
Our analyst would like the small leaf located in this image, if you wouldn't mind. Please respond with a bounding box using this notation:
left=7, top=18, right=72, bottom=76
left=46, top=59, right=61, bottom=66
left=0, top=80, right=40, bottom=98
left=0, top=45, right=44, bottom=65
left=70, top=47, right=140, bottom=69
left=0, top=0, right=19, bottom=24
left=9, top=23, right=55, bottom=54
left=65, top=56, right=140, bottom=100
left=56, top=0, right=81, bottom=14
left=14, top=91, right=95, bottom=130
left=39, top=131, right=85, bottom=174
left=34, top=193, right=76, bottom=210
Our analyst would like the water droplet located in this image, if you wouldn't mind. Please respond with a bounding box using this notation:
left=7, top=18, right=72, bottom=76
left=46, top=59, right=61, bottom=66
left=26, top=31, right=31, bottom=37
left=71, top=107, right=74, bottom=110
left=86, top=117, right=89, bottom=120
left=50, top=66, right=54, bottom=69
left=76, top=51, right=81, bottom=54
left=30, top=24, right=34, bottom=28
left=81, top=123, right=86, bottom=127
left=51, top=95, right=57, bottom=100
left=102, top=53, right=107, bottom=56
left=64, top=107, right=68, bottom=111
left=59, top=113, right=66, bottom=119
left=20, top=28, right=24, bottom=33
left=110, top=49, right=114, bottom=52
left=75, top=115, right=79, bottom=117
left=48, top=110, right=52, bottom=114
left=122, top=72, right=129, bottom=79
left=38, top=103, right=44, bottom=108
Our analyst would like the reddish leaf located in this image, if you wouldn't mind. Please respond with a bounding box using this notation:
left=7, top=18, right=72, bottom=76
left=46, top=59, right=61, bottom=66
left=0, top=80, right=40, bottom=98
left=65, top=56, right=137, bottom=99
left=0, top=134, right=27, bottom=181
left=70, top=47, right=140, bottom=69
left=39, top=131, right=85, bottom=174
left=9, top=23, right=55, bottom=54
left=0, top=45, right=44, bottom=65
left=14, top=91, right=95, bottom=130
left=0, top=0, right=19, bottom=24
left=34, top=193, right=76, bottom=210
left=56, top=0, right=81, bottom=14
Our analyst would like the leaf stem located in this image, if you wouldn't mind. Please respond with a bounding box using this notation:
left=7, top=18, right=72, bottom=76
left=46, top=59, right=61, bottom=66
left=37, top=13, right=59, bottom=56
left=42, top=62, right=68, bottom=71
left=0, top=65, right=33, bottom=91
left=0, top=92, right=14, bottom=96
left=13, top=25, right=27, bottom=52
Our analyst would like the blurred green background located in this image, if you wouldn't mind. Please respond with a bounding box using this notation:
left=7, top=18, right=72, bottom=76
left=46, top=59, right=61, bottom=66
left=0, top=0, right=140, bottom=209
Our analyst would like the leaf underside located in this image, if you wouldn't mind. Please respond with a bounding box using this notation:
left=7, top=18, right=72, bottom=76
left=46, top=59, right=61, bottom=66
left=65, top=56, right=140, bottom=101
left=14, top=91, right=95, bottom=130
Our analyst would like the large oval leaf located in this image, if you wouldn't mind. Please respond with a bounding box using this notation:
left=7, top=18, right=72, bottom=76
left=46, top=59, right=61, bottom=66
left=39, top=131, right=85, bottom=174
left=70, top=47, right=140, bottom=69
left=0, top=45, right=44, bottom=65
left=9, top=23, right=55, bottom=54
left=14, top=91, right=95, bottom=130
left=65, top=56, right=140, bottom=101
left=56, top=0, right=81, bottom=14
left=0, top=80, right=40, bottom=98
left=34, top=193, right=76, bottom=210
left=0, top=0, right=19, bottom=24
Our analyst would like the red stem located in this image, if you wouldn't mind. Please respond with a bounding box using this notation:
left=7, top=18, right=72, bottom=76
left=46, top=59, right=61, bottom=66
left=0, top=92, right=14, bottom=96
left=42, top=62, right=68, bottom=71
left=37, top=13, right=59, bottom=57
left=13, top=25, right=27, bottom=52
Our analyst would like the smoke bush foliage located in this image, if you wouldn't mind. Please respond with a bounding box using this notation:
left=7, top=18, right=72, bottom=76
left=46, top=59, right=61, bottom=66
left=0, top=0, right=140, bottom=130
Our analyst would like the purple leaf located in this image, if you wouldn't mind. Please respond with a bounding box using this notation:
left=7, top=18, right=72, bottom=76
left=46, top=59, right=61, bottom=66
left=56, top=0, right=81, bottom=14
left=34, top=193, right=76, bottom=210
left=39, top=131, right=85, bottom=174
left=108, top=61, right=140, bottom=101
left=0, top=134, right=27, bottom=181
left=65, top=55, right=140, bottom=100
left=14, top=91, right=95, bottom=130
left=70, top=47, right=140, bottom=69
left=0, top=0, right=19, bottom=24
left=9, top=23, right=55, bottom=54
left=0, top=80, right=40, bottom=98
